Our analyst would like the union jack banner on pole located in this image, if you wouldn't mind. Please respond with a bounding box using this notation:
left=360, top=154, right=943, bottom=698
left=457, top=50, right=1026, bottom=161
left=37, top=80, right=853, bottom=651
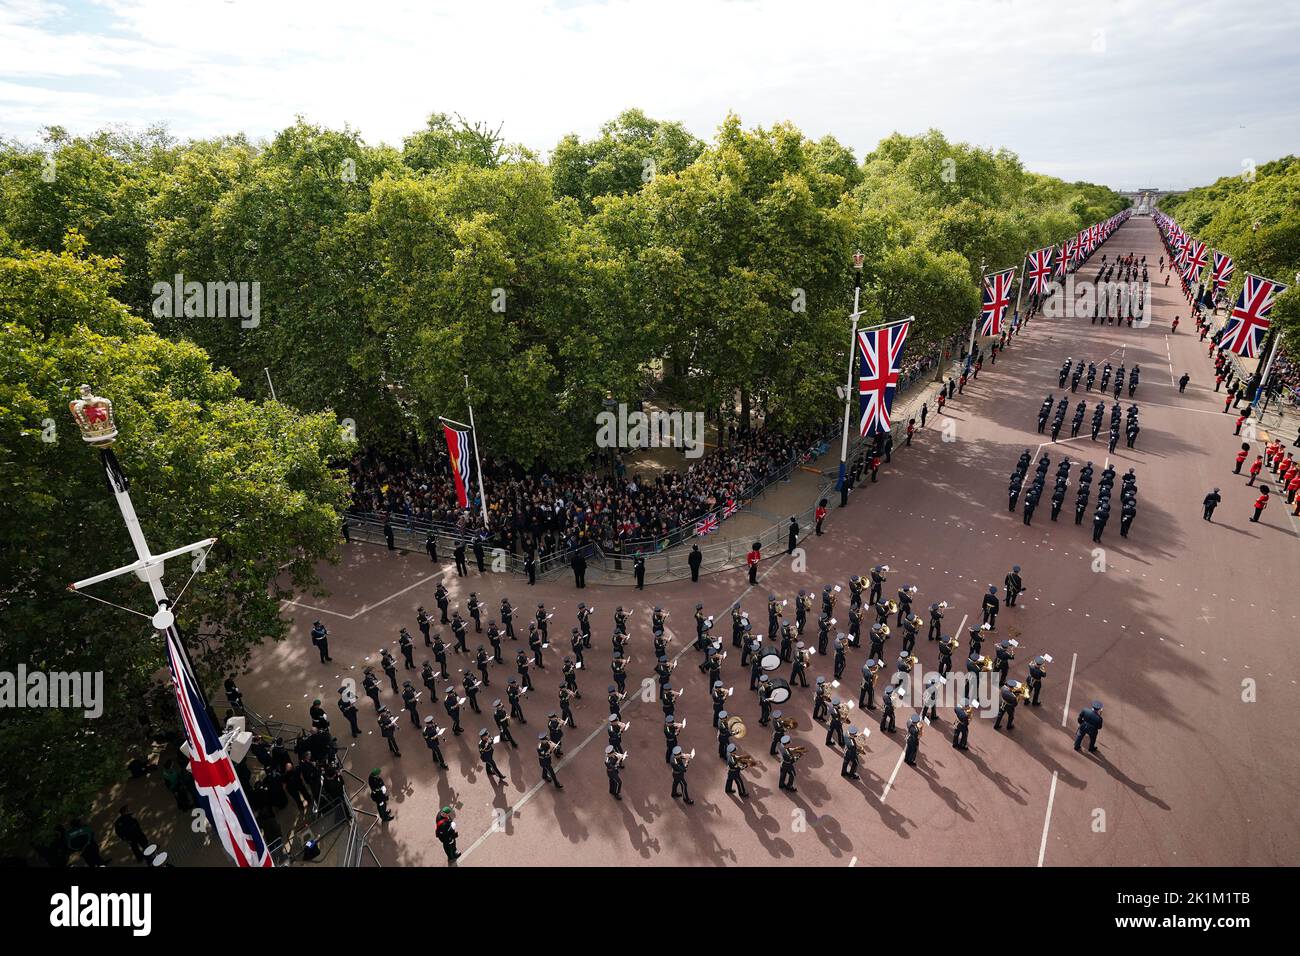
left=166, top=627, right=272, bottom=867
left=980, top=268, right=1015, bottom=337
left=1025, top=247, right=1054, bottom=295
left=1211, top=250, right=1235, bottom=292
left=722, top=498, right=739, bottom=519
left=857, top=318, right=911, bottom=437
left=442, top=422, right=472, bottom=509
left=1222, top=274, right=1288, bottom=358
left=1182, top=239, right=1208, bottom=281
left=1063, top=239, right=1079, bottom=270
left=695, top=513, right=719, bottom=536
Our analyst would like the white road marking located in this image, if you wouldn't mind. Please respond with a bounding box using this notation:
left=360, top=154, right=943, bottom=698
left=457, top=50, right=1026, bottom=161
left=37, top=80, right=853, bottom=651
left=282, top=568, right=449, bottom=621
left=879, top=748, right=908, bottom=803
left=1037, top=770, right=1059, bottom=867
left=1061, top=652, right=1078, bottom=727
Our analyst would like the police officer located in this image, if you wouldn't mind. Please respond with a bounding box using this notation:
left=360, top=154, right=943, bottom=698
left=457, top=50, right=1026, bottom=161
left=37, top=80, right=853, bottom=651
left=478, top=729, right=506, bottom=782
left=453, top=539, right=468, bottom=576
left=633, top=555, right=645, bottom=589
left=1075, top=700, right=1104, bottom=753
left=311, top=620, right=332, bottom=663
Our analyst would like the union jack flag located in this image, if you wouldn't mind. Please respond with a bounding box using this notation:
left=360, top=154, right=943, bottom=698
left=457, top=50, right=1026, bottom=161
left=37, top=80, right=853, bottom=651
left=442, top=422, right=472, bottom=508
left=857, top=318, right=911, bottom=437
left=1182, top=240, right=1208, bottom=281
left=1212, top=250, right=1235, bottom=291
left=722, top=498, right=739, bottom=518
left=1088, top=224, right=1100, bottom=248
left=1063, top=239, right=1079, bottom=270
left=1222, top=274, right=1288, bottom=358
left=166, top=627, right=272, bottom=866
left=695, top=513, right=719, bottom=536
left=1025, top=247, right=1054, bottom=295
left=980, top=268, right=1015, bottom=337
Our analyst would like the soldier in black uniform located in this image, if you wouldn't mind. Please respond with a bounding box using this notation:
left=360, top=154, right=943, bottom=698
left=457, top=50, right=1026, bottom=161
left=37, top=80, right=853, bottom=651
left=422, top=716, right=448, bottom=768
left=605, top=745, right=626, bottom=799
left=508, top=678, right=527, bottom=724
left=993, top=681, right=1020, bottom=730
left=435, top=583, right=450, bottom=624
left=369, top=769, right=394, bottom=821
left=443, top=687, right=463, bottom=735
left=611, top=651, right=628, bottom=695
left=833, top=633, right=849, bottom=680
left=417, top=606, right=432, bottom=646
left=468, top=593, right=482, bottom=633
left=1074, top=486, right=1090, bottom=525
left=378, top=707, right=401, bottom=756
left=724, top=744, right=750, bottom=798
left=424, top=531, right=437, bottom=562
left=1026, top=655, right=1049, bottom=706
left=380, top=648, right=399, bottom=693
left=994, top=639, right=1017, bottom=684
left=841, top=726, right=865, bottom=778
left=516, top=649, right=533, bottom=691
left=450, top=612, right=468, bottom=653
left=1092, top=502, right=1110, bottom=542
left=1003, top=565, right=1023, bottom=607
left=538, top=734, right=563, bottom=789
left=927, top=601, right=945, bottom=641
left=500, top=597, right=514, bottom=639
left=473, top=537, right=486, bottom=573
left=1120, top=498, right=1137, bottom=538
left=401, top=681, right=421, bottom=726
left=453, top=540, right=468, bottom=576
left=688, top=544, right=703, bottom=581
left=937, top=635, right=957, bottom=677
left=338, top=688, right=361, bottom=737
left=478, top=729, right=506, bottom=782
left=777, top=736, right=799, bottom=791
left=980, top=586, right=1000, bottom=627
left=813, top=676, right=832, bottom=720
left=869, top=565, right=888, bottom=605
left=670, top=747, right=694, bottom=803
left=462, top=670, right=481, bottom=714
left=492, top=698, right=517, bottom=748
left=903, top=713, right=923, bottom=766
left=399, top=628, right=416, bottom=669
left=1203, top=487, right=1222, bottom=521
left=859, top=659, right=880, bottom=710
left=879, top=685, right=897, bottom=733
left=524, top=551, right=536, bottom=585
left=1074, top=700, right=1104, bottom=752
left=952, top=699, right=973, bottom=750
left=476, top=644, right=493, bottom=686
left=431, top=634, right=449, bottom=678
left=311, top=621, right=332, bottom=663
left=825, top=698, right=848, bottom=747
left=362, top=667, right=382, bottom=710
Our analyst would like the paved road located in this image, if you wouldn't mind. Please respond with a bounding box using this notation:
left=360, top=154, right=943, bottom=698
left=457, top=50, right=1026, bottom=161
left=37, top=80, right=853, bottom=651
left=234, top=215, right=1299, bottom=868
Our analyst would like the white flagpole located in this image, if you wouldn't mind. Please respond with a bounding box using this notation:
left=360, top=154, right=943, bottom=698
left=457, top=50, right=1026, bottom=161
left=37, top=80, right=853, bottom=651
left=464, top=375, right=490, bottom=528
left=1013, top=248, right=1030, bottom=320
left=65, top=385, right=269, bottom=867
left=838, top=252, right=865, bottom=496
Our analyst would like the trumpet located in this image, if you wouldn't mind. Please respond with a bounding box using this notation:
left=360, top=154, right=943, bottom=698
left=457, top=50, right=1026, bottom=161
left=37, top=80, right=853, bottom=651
left=774, top=714, right=800, bottom=732
left=977, top=656, right=994, bottom=672
left=785, top=744, right=808, bottom=759
left=732, top=751, right=758, bottom=771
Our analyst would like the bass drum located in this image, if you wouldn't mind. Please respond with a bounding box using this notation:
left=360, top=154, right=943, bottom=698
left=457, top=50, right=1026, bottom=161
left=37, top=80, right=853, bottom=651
left=768, top=676, right=792, bottom=705
left=760, top=645, right=783, bottom=672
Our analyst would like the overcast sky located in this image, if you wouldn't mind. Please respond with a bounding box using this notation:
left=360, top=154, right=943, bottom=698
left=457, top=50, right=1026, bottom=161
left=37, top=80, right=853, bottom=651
left=2, top=0, right=1298, bottom=191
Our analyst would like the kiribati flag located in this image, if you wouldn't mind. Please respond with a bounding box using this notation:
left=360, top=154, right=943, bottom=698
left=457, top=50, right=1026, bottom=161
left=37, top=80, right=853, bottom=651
left=443, top=423, right=472, bottom=508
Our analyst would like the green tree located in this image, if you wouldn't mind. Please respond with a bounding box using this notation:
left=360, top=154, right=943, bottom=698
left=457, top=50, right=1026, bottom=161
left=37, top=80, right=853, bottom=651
left=0, top=239, right=348, bottom=848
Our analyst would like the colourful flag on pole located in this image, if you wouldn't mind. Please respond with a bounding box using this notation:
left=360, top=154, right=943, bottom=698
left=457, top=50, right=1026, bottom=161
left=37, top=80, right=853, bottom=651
left=443, top=422, right=472, bottom=509
left=980, top=268, right=1015, bottom=337
left=1222, top=274, right=1287, bottom=358
left=857, top=318, right=911, bottom=437
left=695, top=513, right=719, bottom=536
left=165, top=628, right=271, bottom=867
left=1211, top=250, right=1234, bottom=292
left=1025, top=247, right=1054, bottom=296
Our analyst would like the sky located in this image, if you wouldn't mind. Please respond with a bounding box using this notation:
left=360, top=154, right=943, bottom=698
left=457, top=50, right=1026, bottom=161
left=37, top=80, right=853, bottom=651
left=2, top=0, right=1298, bottom=191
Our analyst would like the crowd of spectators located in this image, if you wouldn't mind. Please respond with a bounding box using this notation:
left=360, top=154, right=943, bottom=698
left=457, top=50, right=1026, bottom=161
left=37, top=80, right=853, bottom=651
left=347, top=422, right=835, bottom=558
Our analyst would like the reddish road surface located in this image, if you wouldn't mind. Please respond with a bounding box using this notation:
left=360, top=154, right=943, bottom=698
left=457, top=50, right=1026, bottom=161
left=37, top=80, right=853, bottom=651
left=247, top=216, right=1300, bottom=867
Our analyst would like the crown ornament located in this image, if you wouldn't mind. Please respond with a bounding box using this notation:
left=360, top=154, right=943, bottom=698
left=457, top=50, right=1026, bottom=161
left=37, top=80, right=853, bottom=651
left=69, top=384, right=118, bottom=446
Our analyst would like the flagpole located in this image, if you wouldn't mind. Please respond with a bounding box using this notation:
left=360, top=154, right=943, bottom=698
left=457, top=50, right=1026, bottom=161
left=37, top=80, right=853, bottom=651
left=65, top=385, right=270, bottom=867
left=968, top=258, right=986, bottom=360
left=838, top=252, right=865, bottom=496
left=1013, top=248, right=1029, bottom=321
left=464, top=374, right=490, bottom=528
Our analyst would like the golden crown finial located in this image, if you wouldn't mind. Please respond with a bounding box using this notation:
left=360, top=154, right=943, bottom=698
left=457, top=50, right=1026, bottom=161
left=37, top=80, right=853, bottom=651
left=69, top=384, right=118, bottom=447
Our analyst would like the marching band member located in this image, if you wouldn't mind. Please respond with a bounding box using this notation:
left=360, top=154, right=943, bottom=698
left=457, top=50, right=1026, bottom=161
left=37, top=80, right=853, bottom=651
left=605, top=745, right=627, bottom=799
left=904, top=713, right=924, bottom=767
left=952, top=699, right=973, bottom=750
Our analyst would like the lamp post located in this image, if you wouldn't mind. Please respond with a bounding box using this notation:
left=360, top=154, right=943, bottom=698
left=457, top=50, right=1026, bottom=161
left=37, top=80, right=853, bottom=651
left=837, top=250, right=865, bottom=500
